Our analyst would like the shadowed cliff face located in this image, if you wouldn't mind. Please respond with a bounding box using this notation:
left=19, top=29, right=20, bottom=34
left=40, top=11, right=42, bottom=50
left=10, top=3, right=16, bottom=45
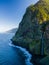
left=12, top=0, right=49, bottom=55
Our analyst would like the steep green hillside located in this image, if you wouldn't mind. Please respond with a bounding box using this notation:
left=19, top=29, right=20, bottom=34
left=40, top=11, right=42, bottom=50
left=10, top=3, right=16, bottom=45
left=12, top=0, right=49, bottom=64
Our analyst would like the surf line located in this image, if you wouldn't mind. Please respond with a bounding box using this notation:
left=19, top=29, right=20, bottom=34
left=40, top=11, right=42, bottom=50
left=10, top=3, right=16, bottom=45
left=9, top=43, right=33, bottom=65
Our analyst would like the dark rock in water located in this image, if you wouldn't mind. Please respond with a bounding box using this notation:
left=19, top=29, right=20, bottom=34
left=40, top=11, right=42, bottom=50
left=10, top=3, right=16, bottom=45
left=12, top=0, right=49, bottom=65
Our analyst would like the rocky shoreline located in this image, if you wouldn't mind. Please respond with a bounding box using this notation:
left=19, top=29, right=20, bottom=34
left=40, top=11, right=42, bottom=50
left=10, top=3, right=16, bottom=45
left=11, top=40, right=46, bottom=65
left=10, top=42, right=32, bottom=65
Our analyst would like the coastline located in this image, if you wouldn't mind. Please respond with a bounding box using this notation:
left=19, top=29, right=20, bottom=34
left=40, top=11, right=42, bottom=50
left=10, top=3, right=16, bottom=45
left=11, top=41, right=46, bottom=65
left=9, top=42, right=33, bottom=65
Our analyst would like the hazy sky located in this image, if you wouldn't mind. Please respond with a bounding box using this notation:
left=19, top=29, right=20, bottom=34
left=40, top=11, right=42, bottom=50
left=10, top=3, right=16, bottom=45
left=0, top=0, right=39, bottom=32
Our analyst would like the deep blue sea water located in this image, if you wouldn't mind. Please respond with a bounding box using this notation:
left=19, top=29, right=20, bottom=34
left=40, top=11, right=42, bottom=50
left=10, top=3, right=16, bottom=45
left=0, top=33, right=33, bottom=65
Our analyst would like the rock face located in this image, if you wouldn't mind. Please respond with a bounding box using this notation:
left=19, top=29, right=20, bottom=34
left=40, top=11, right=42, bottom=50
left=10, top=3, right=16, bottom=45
left=12, top=0, right=49, bottom=55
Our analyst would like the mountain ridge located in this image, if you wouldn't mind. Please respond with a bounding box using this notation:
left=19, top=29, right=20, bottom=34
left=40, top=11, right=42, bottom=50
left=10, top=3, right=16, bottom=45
left=6, top=28, right=17, bottom=33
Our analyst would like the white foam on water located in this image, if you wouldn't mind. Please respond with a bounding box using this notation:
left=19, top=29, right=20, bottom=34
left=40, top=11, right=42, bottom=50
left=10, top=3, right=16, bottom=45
left=9, top=43, right=33, bottom=65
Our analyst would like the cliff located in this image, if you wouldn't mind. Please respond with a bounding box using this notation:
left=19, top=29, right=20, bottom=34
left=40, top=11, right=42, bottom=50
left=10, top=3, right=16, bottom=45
left=12, top=0, right=49, bottom=65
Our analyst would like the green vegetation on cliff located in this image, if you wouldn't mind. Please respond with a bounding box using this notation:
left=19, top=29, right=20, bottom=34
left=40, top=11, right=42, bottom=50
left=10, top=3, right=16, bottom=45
left=12, top=0, right=49, bottom=65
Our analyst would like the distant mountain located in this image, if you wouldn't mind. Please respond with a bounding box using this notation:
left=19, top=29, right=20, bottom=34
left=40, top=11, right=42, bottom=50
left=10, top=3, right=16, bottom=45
left=7, top=28, right=17, bottom=33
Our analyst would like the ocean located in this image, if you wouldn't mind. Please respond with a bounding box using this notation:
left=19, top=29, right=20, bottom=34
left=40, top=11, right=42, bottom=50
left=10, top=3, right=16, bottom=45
left=0, top=33, right=33, bottom=65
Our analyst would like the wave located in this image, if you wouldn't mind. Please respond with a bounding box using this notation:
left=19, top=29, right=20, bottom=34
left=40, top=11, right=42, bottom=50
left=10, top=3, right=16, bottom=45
left=9, top=43, right=33, bottom=65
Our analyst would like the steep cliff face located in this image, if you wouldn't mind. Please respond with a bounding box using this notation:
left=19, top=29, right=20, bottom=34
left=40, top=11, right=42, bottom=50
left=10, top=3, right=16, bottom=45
left=12, top=0, right=49, bottom=55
